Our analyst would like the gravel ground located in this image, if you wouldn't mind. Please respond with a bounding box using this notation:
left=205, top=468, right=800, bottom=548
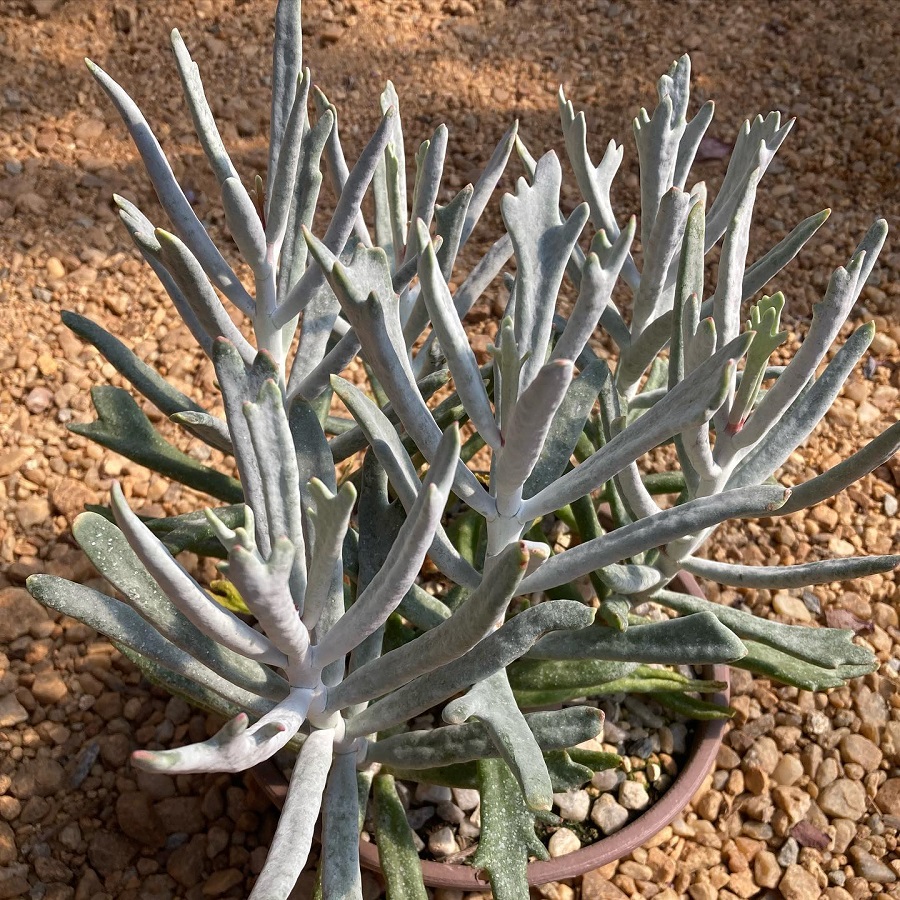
left=1, top=0, right=898, bottom=898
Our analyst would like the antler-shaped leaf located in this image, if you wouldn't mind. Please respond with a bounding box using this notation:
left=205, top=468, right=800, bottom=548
left=110, top=482, right=287, bottom=667
left=85, top=59, right=254, bottom=315
left=444, top=671, right=554, bottom=811
left=133, top=686, right=312, bottom=774
left=313, top=425, right=460, bottom=669
left=74, top=511, right=287, bottom=701
left=502, top=151, right=590, bottom=390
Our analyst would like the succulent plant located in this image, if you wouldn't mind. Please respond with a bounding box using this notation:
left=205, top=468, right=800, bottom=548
left=27, top=1, right=895, bottom=897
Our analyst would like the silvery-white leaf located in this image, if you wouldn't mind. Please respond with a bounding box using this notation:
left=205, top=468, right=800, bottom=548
left=520, top=485, right=788, bottom=594
left=248, top=727, right=335, bottom=900
left=86, top=59, right=254, bottom=315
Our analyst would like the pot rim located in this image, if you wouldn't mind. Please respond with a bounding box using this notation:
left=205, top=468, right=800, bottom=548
left=253, top=571, right=729, bottom=888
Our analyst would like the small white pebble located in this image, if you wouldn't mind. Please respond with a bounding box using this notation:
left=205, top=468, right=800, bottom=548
left=591, top=794, right=629, bottom=835
left=619, top=780, right=650, bottom=811
left=552, top=789, right=591, bottom=823
left=548, top=827, right=581, bottom=857
left=884, top=494, right=898, bottom=517
left=591, top=768, right=624, bottom=792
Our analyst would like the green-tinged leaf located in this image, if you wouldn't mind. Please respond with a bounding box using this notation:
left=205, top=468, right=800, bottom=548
left=734, top=639, right=877, bottom=691
left=598, top=595, right=631, bottom=630
left=321, top=751, right=363, bottom=900
left=397, top=584, right=451, bottom=631
left=71, top=512, right=287, bottom=701
left=444, top=671, right=552, bottom=811
left=474, top=758, right=549, bottom=900
left=373, top=774, right=428, bottom=900
left=62, top=311, right=207, bottom=420
left=653, top=589, right=876, bottom=670
left=83, top=503, right=245, bottom=557
left=527, top=611, right=747, bottom=664
left=366, top=707, right=603, bottom=770
left=69, top=386, right=243, bottom=503
left=508, top=658, right=639, bottom=693
left=543, top=750, right=593, bottom=791
left=116, top=644, right=241, bottom=720
left=26, top=575, right=272, bottom=716
left=654, top=692, right=733, bottom=720
left=567, top=748, right=621, bottom=772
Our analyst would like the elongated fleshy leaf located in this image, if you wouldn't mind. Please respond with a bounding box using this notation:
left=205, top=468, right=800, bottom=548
left=414, top=219, right=502, bottom=448
left=243, top=379, right=308, bottom=600
left=444, top=670, right=554, bottom=811
left=321, top=750, right=363, bottom=900
left=26, top=575, right=272, bottom=716
left=132, top=687, right=311, bottom=774
left=69, top=386, right=243, bottom=503
left=170, top=29, right=239, bottom=185
left=474, top=757, right=549, bottom=900
left=248, top=727, right=334, bottom=900
left=342, top=600, right=594, bottom=737
left=314, top=426, right=459, bottom=668
left=528, top=611, right=746, bottom=664
left=742, top=209, right=831, bottom=299
left=734, top=220, right=887, bottom=452
left=520, top=485, right=788, bottom=594
left=366, top=706, right=603, bottom=769
left=169, top=410, right=233, bottom=455
left=373, top=774, right=428, bottom=900
left=654, top=589, right=876, bottom=669
left=330, top=541, right=530, bottom=710
left=502, top=150, right=590, bottom=390
left=73, top=511, right=287, bottom=700
left=494, top=359, right=574, bottom=514
left=329, top=377, right=480, bottom=588
left=729, top=323, right=875, bottom=485
left=524, top=358, right=609, bottom=498
left=213, top=341, right=278, bottom=552
left=86, top=59, right=254, bottom=315
left=276, top=107, right=396, bottom=327
left=683, top=554, right=900, bottom=589
left=735, top=640, right=875, bottom=691
left=522, top=333, right=753, bottom=519
left=110, top=482, right=286, bottom=667
left=552, top=222, right=635, bottom=365
left=776, top=420, right=900, bottom=515
left=62, top=311, right=206, bottom=421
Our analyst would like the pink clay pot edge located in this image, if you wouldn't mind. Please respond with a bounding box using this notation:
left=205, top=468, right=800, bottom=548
left=253, top=572, right=730, bottom=889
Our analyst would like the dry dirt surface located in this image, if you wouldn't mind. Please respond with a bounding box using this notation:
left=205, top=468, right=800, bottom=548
left=1, top=0, right=900, bottom=898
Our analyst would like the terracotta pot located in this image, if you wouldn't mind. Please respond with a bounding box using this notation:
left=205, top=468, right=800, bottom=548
left=253, top=572, right=730, bottom=888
